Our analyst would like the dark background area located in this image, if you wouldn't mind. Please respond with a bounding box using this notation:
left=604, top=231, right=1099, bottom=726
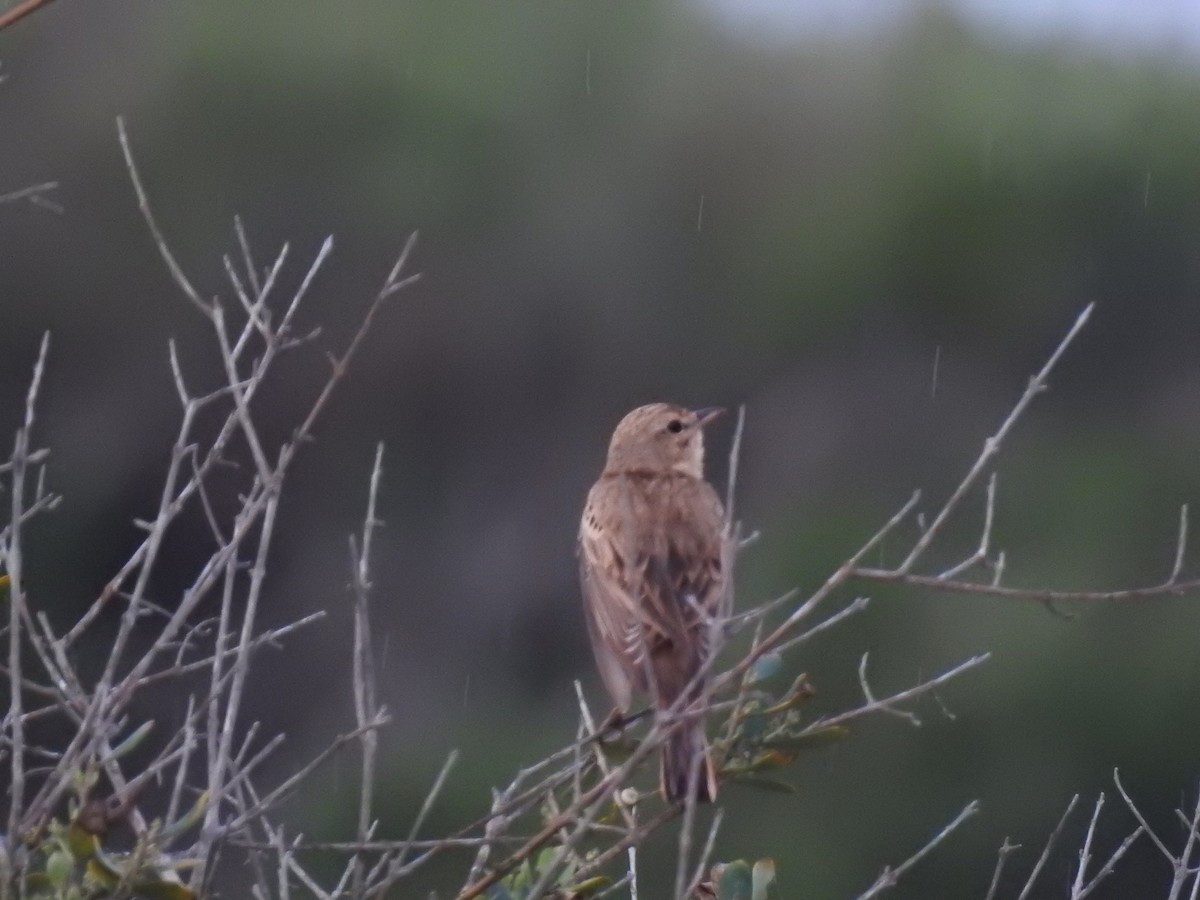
left=3, top=1, right=1200, bottom=895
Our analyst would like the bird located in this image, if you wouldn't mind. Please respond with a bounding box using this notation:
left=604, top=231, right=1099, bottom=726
left=578, top=402, right=728, bottom=804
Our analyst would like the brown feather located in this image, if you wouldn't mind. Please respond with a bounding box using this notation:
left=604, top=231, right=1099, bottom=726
left=578, top=403, right=728, bottom=804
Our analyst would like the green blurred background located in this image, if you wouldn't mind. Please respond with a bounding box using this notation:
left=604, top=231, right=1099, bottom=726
left=4, top=1, right=1200, bottom=895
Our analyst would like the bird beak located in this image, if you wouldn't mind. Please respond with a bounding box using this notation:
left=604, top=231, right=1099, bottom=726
left=691, top=407, right=726, bottom=428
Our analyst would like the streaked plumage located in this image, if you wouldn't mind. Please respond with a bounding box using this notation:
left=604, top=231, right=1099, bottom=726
left=578, top=403, right=727, bottom=803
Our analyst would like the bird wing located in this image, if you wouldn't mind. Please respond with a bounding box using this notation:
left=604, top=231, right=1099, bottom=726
left=578, top=480, right=641, bottom=710
left=579, top=474, right=727, bottom=707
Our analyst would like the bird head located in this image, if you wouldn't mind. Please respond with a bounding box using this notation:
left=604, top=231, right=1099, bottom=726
left=604, top=403, right=725, bottom=477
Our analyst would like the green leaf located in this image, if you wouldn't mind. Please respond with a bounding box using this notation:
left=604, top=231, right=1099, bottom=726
left=110, top=720, right=156, bottom=759
left=533, top=846, right=574, bottom=886
left=66, top=823, right=97, bottom=861
left=45, top=850, right=73, bottom=885
left=567, top=875, right=612, bottom=896
left=757, top=675, right=816, bottom=715
left=748, top=652, right=784, bottom=685
left=502, top=858, right=534, bottom=894
left=731, top=750, right=798, bottom=773
left=751, top=858, right=778, bottom=900
left=717, top=860, right=754, bottom=900
left=85, top=856, right=120, bottom=889
left=761, top=725, right=849, bottom=751
left=160, top=791, right=209, bottom=845
left=534, top=847, right=556, bottom=871
left=720, top=748, right=796, bottom=777
left=734, top=700, right=769, bottom=742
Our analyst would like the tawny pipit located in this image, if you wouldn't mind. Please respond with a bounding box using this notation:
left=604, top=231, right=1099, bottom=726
left=578, top=403, right=727, bottom=804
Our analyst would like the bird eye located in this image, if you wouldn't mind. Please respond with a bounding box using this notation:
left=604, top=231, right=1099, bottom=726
left=666, top=419, right=684, bottom=434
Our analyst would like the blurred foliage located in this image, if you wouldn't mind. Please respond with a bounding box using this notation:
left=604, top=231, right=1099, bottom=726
left=488, top=846, right=611, bottom=900
left=718, top=657, right=848, bottom=794
left=693, top=857, right=778, bottom=900
left=5, top=1, right=1200, bottom=895
left=15, top=724, right=202, bottom=900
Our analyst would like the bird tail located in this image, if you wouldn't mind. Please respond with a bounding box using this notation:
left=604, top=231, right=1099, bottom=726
left=661, top=722, right=717, bottom=804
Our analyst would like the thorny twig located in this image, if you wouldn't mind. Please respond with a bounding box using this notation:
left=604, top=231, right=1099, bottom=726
left=0, top=118, right=1193, bottom=900
left=0, top=119, right=419, bottom=897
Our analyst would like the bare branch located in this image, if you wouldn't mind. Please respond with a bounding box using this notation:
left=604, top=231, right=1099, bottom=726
left=1170, top=504, right=1189, bottom=585
left=1017, top=794, right=1079, bottom=900
left=984, top=838, right=1021, bottom=900
left=899, top=303, right=1093, bottom=573
left=856, top=801, right=980, bottom=898
left=117, top=117, right=213, bottom=316
left=850, top=569, right=1200, bottom=604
